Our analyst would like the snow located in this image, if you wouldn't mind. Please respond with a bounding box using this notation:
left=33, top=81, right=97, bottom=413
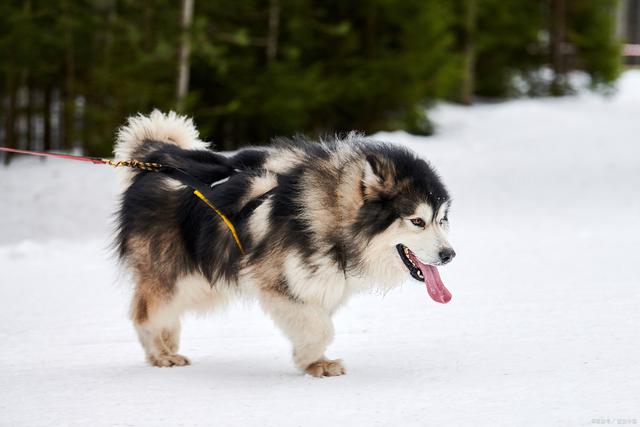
left=2, top=71, right=640, bottom=426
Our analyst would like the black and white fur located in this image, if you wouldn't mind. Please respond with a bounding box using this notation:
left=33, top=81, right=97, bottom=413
left=114, top=110, right=455, bottom=376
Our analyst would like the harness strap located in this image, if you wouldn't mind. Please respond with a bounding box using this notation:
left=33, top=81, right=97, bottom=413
left=153, top=164, right=246, bottom=254
left=193, top=190, right=244, bottom=253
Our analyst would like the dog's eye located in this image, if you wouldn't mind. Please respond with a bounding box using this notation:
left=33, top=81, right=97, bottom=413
left=410, top=218, right=426, bottom=228
left=439, top=216, right=449, bottom=226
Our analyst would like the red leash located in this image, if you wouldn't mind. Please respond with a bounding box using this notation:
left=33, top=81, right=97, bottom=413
left=0, top=147, right=107, bottom=164
left=0, top=146, right=162, bottom=171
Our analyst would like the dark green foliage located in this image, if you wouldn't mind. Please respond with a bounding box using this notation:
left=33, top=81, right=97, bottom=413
left=0, top=0, right=622, bottom=157
left=191, top=0, right=459, bottom=147
left=472, top=0, right=545, bottom=97
left=567, top=0, right=621, bottom=87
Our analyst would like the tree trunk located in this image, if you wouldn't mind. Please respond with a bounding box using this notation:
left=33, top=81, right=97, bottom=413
left=550, top=0, right=567, bottom=96
left=266, top=0, right=280, bottom=63
left=176, top=0, right=194, bottom=112
left=61, top=0, right=76, bottom=150
left=43, top=85, right=52, bottom=152
left=460, top=0, right=477, bottom=105
left=3, top=76, right=18, bottom=165
left=26, top=75, right=34, bottom=150
left=628, top=0, right=640, bottom=65
left=24, top=0, right=34, bottom=151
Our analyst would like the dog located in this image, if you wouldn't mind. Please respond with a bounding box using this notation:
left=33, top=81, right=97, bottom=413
left=114, top=110, right=455, bottom=376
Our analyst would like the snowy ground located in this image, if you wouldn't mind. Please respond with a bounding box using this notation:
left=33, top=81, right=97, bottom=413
left=2, top=72, right=640, bottom=427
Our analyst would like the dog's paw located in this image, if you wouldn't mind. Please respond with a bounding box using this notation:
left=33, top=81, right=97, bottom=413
left=148, top=354, right=191, bottom=367
left=305, top=359, right=346, bottom=377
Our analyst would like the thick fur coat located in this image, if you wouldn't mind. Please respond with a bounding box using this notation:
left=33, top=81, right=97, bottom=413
left=114, top=110, right=455, bottom=376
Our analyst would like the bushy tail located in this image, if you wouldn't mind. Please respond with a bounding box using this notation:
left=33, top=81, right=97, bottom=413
left=114, top=109, right=209, bottom=161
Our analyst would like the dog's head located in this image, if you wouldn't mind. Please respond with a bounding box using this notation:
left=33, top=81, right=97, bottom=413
left=353, top=145, right=454, bottom=303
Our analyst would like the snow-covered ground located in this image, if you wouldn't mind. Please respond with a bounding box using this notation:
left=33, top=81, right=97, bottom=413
left=1, top=72, right=639, bottom=427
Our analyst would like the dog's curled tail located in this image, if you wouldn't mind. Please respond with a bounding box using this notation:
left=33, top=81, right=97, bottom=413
left=113, top=110, right=210, bottom=185
left=114, top=109, right=209, bottom=161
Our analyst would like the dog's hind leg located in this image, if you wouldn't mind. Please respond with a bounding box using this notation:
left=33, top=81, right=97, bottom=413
left=260, top=293, right=346, bottom=377
left=130, top=286, right=190, bottom=368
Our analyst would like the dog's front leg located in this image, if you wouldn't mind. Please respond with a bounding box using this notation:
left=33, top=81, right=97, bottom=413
left=260, top=293, right=346, bottom=377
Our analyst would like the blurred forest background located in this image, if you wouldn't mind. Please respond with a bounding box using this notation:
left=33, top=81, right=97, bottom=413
left=0, top=0, right=636, bottom=162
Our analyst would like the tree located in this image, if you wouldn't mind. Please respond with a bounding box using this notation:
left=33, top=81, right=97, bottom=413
left=176, top=0, right=194, bottom=112
left=0, top=0, right=623, bottom=162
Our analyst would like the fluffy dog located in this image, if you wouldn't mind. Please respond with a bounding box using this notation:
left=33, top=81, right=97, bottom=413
left=114, top=110, right=455, bottom=376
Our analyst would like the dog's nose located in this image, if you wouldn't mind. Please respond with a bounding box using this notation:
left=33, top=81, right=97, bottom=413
left=439, top=248, right=456, bottom=264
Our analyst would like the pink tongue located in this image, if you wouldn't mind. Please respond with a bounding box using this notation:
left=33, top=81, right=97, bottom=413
left=415, top=260, right=452, bottom=304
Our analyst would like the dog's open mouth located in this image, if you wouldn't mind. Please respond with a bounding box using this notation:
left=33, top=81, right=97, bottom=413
left=396, top=244, right=452, bottom=304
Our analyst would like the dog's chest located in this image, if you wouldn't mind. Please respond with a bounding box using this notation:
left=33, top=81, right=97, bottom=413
left=282, top=254, right=352, bottom=311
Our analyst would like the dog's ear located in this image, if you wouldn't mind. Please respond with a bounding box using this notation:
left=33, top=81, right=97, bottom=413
left=362, top=154, right=396, bottom=200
